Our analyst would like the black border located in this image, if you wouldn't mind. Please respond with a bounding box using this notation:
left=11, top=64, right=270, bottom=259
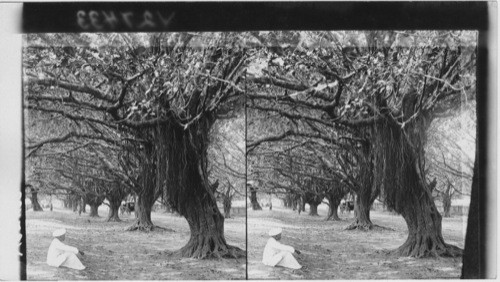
left=20, top=1, right=492, bottom=280
left=23, top=2, right=488, bottom=32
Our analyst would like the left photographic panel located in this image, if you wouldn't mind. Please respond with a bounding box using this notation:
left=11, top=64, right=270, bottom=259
left=23, top=33, right=247, bottom=280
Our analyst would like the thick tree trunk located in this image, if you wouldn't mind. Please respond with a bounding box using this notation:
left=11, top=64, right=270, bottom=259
left=85, top=192, right=105, bottom=218
left=250, top=189, right=262, bottom=210
left=346, top=194, right=374, bottom=230
left=30, top=188, right=43, bottom=211
left=347, top=139, right=379, bottom=230
left=126, top=192, right=155, bottom=231
left=397, top=191, right=462, bottom=257
left=106, top=205, right=122, bottom=222
left=107, top=199, right=122, bottom=222
left=325, top=193, right=341, bottom=221
left=106, top=186, right=127, bottom=222
left=395, top=171, right=462, bottom=257
left=126, top=140, right=163, bottom=231
left=308, top=201, right=320, bottom=216
left=326, top=203, right=340, bottom=220
left=172, top=168, right=244, bottom=258
left=165, top=122, right=244, bottom=259
left=374, top=117, right=462, bottom=257
left=178, top=193, right=243, bottom=258
left=89, top=204, right=99, bottom=217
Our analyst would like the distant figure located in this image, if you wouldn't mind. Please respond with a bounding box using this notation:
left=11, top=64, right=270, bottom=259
left=262, top=228, right=302, bottom=269
left=340, top=199, right=346, bottom=214
left=120, top=202, right=135, bottom=215
left=47, top=228, right=86, bottom=270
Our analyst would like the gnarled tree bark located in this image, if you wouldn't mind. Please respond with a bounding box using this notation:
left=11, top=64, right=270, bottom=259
left=374, top=113, right=462, bottom=257
left=165, top=122, right=245, bottom=259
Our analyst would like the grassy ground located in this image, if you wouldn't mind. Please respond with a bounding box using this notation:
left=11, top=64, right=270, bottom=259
left=27, top=203, right=467, bottom=280
left=248, top=205, right=467, bottom=280
left=26, top=206, right=246, bottom=280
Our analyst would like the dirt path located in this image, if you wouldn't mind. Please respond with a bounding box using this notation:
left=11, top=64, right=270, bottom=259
left=26, top=208, right=246, bottom=280
left=247, top=207, right=466, bottom=280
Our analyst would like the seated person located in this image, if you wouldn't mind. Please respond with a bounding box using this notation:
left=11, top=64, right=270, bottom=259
left=262, top=227, right=302, bottom=269
left=46, top=228, right=86, bottom=270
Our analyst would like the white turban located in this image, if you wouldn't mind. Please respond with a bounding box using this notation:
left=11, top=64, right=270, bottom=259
left=269, top=227, right=282, bottom=237
left=52, top=228, right=66, bottom=237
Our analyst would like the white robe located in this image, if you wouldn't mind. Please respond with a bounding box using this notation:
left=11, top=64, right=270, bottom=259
left=46, top=238, right=85, bottom=270
left=262, top=237, right=302, bottom=269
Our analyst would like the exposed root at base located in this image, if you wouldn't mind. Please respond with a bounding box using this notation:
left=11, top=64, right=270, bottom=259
left=174, top=243, right=246, bottom=260
left=390, top=239, right=463, bottom=258
left=345, top=222, right=394, bottom=231
left=153, top=225, right=176, bottom=232
left=106, top=217, right=122, bottom=222
left=345, top=222, right=374, bottom=231
left=372, top=224, right=394, bottom=231
left=125, top=222, right=175, bottom=232
left=324, top=216, right=342, bottom=221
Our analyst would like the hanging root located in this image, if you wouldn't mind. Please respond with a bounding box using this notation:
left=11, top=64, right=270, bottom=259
left=390, top=235, right=463, bottom=258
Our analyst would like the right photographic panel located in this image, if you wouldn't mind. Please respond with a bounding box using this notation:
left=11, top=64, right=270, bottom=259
left=245, top=30, right=477, bottom=279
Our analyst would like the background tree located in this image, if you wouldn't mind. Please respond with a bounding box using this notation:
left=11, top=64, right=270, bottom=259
left=426, top=104, right=475, bottom=217
left=207, top=113, right=246, bottom=219
left=25, top=184, right=43, bottom=211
